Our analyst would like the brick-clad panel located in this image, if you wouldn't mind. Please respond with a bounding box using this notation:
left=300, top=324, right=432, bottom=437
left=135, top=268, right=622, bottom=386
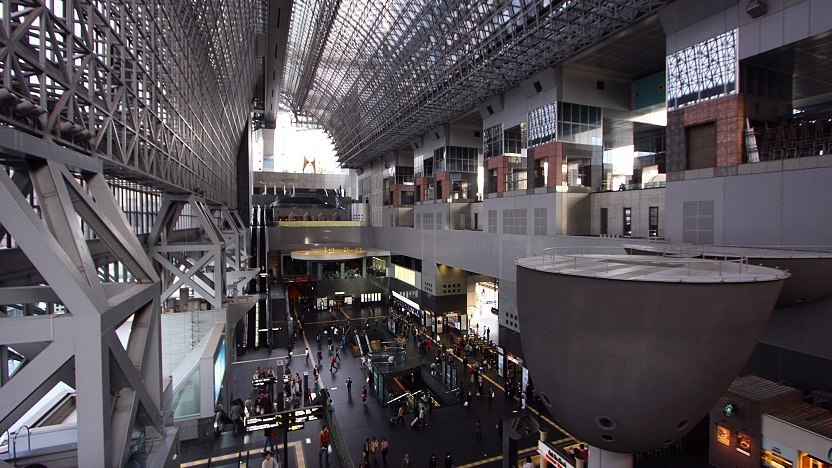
left=667, top=95, right=745, bottom=174
left=434, top=171, right=451, bottom=200
left=666, top=109, right=686, bottom=175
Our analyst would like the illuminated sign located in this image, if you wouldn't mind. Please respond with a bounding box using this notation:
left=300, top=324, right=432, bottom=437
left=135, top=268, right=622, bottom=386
left=723, top=403, right=735, bottom=417
left=245, top=413, right=284, bottom=432
left=244, top=406, right=323, bottom=432
left=538, top=441, right=575, bottom=468
left=252, top=376, right=280, bottom=386
left=737, top=433, right=751, bottom=456
left=716, top=426, right=730, bottom=446
left=828, top=447, right=831, bottom=462
left=288, top=406, right=324, bottom=424
left=213, top=338, right=226, bottom=404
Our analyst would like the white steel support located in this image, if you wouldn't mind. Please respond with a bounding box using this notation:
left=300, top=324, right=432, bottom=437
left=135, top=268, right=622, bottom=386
left=0, top=161, right=167, bottom=467
left=148, top=195, right=227, bottom=310
left=211, top=205, right=250, bottom=273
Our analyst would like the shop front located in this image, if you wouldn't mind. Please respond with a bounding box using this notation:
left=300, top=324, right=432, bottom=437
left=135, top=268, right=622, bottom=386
left=471, top=281, right=499, bottom=337
left=762, top=406, right=832, bottom=468
left=496, top=346, right=524, bottom=381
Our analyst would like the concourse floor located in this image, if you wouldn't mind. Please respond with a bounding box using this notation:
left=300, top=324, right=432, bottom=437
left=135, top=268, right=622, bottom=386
left=179, top=302, right=709, bottom=467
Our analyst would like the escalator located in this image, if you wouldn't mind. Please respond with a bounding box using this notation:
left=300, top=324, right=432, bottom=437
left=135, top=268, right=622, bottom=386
left=353, top=330, right=372, bottom=356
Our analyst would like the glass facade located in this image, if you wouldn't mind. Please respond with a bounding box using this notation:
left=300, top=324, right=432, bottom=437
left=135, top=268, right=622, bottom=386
left=504, top=124, right=527, bottom=155
left=483, top=124, right=503, bottom=159
left=528, top=102, right=557, bottom=147
left=667, top=29, right=738, bottom=110
left=558, top=102, right=602, bottom=145
left=414, top=155, right=434, bottom=178
left=436, top=146, right=479, bottom=173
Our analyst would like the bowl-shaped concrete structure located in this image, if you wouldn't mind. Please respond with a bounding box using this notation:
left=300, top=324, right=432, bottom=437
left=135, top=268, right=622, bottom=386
left=624, top=243, right=832, bottom=308
left=517, top=254, right=788, bottom=453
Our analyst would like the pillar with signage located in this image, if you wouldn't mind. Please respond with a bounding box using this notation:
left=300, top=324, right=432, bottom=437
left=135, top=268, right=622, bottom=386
left=709, top=376, right=803, bottom=468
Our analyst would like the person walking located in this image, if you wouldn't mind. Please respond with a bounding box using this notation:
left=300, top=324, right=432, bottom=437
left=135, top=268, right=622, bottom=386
left=428, top=453, right=438, bottom=468
left=521, top=456, right=533, bottom=468
left=305, top=347, right=310, bottom=363
left=262, top=451, right=279, bottom=468
left=475, top=420, right=482, bottom=441
left=346, top=377, right=353, bottom=396
left=444, top=452, right=454, bottom=468
left=396, top=404, right=405, bottom=425
left=263, top=427, right=276, bottom=454
left=230, top=399, right=243, bottom=435
left=401, top=453, right=411, bottom=468
left=362, top=438, right=371, bottom=465
left=370, top=437, right=379, bottom=466
left=330, top=355, right=337, bottom=373
left=381, top=438, right=389, bottom=464
left=362, top=385, right=367, bottom=405
left=319, top=425, right=332, bottom=466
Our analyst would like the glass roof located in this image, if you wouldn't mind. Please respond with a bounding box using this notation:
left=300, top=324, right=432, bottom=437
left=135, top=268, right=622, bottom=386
left=282, top=0, right=671, bottom=168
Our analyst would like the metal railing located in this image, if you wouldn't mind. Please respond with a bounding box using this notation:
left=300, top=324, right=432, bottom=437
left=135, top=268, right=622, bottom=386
left=324, top=405, right=354, bottom=468
left=538, top=247, right=753, bottom=277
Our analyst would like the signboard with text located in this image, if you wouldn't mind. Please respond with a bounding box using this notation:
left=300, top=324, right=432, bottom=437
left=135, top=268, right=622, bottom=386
left=244, top=406, right=324, bottom=432
left=538, top=441, right=575, bottom=468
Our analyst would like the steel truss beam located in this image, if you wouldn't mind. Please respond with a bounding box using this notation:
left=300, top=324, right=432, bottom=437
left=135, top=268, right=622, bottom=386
left=0, top=159, right=168, bottom=467
left=282, top=0, right=672, bottom=167
left=0, top=0, right=259, bottom=206
left=148, top=195, right=227, bottom=310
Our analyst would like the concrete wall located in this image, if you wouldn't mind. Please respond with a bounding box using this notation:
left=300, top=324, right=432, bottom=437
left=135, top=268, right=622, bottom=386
left=590, top=188, right=666, bottom=238
left=662, top=0, right=832, bottom=58
left=482, top=72, right=558, bottom=131
left=449, top=125, right=481, bottom=148
left=560, top=67, right=631, bottom=111
left=254, top=171, right=352, bottom=196
left=161, top=309, right=228, bottom=378
left=665, top=160, right=832, bottom=245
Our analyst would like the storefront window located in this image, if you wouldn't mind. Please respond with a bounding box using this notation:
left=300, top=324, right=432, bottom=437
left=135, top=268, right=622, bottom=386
left=763, top=450, right=794, bottom=468
left=737, top=432, right=752, bottom=456
left=716, top=425, right=731, bottom=446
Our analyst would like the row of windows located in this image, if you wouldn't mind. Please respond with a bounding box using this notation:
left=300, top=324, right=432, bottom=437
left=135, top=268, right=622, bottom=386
left=600, top=206, right=660, bottom=237
left=432, top=146, right=479, bottom=173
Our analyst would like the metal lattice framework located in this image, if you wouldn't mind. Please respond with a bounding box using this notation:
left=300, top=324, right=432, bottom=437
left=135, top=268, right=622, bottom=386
left=0, top=0, right=259, bottom=206
left=282, top=0, right=672, bottom=168
left=0, top=159, right=171, bottom=466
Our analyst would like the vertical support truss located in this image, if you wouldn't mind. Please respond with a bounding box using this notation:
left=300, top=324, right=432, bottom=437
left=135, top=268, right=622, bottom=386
left=0, top=161, right=167, bottom=467
left=148, top=195, right=227, bottom=310
left=211, top=206, right=249, bottom=273
left=0, top=0, right=259, bottom=205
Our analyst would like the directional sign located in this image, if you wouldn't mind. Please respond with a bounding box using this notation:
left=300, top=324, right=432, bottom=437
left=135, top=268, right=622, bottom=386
left=245, top=406, right=324, bottom=432
left=252, top=376, right=279, bottom=387
left=287, top=423, right=306, bottom=432
left=244, top=412, right=284, bottom=432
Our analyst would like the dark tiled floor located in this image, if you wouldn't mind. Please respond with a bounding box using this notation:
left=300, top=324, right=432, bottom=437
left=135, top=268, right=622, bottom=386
left=181, top=301, right=710, bottom=467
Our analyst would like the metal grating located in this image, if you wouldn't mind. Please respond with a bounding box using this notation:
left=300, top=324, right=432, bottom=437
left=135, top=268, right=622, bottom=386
left=281, top=0, right=673, bottom=168
left=0, top=0, right=259, bottom=206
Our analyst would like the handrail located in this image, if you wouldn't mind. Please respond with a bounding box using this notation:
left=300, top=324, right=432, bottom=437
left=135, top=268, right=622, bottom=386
left=12, top=425, right=31, bottom=460
left=538, top=247, right=753, bottom=278
left=324, top=404, right=354, bottom=468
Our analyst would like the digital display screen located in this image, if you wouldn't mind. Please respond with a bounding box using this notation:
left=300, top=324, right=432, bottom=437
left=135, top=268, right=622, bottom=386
left=213, top=338, right=226, bottom=403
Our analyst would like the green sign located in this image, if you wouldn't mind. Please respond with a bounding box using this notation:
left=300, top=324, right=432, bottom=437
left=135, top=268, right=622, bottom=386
left=827, top=447, right=831, bottom=462
left=723, top=403, right=735, bottom=417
